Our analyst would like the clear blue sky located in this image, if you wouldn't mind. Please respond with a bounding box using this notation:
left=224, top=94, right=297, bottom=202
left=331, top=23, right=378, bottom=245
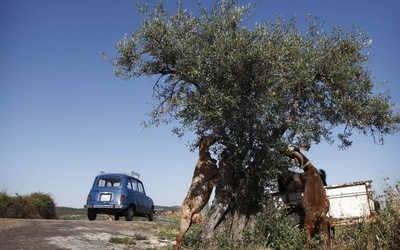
left=1, top=0, right=399, bottom=208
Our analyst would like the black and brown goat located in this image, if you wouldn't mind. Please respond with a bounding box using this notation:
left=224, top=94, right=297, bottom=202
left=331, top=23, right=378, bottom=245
left=175, top=136, right=218, bottom=250
left=278, top=169, right=327, bottom=193
left=281, top=146, right=331, bottom=250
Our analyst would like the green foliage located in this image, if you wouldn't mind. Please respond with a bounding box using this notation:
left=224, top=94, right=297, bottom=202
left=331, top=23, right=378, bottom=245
left=171, top=182, right=400, bottom=250
left=180, top=225, right=203, bottom=249
left=133, top=233, right=149, bottom=241
left=109, top=0, right=400, bottom=246
left=0, top=192, right=57, bottom=219
left=0, top=192, right=13, bottom=218
left=110, top=0, right=399, bottom=206
left=28, top=192, right=58, bottom=219
left=111, top=0, right=399, bottom=149
left=157, top=229, right=177, bottom=241
left=109, top=236, right=137, bottom=245
left=157, top=215, right=180, bottom=240
left=248, top=197, right=305, bottom=250
left=334, top=180, right=400, bottom=250
left=254, top=182, right=399, bottom=250
left=109, top=233, right=148, bottom=245
left=380, top=181, right=400, bottom=248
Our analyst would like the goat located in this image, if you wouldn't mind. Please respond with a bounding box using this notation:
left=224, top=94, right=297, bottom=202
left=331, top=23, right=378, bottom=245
left=278, top=169, right=327, bottom=193
left=278, top=169, right=334, bottom=237
left=175, top=136, right=218, bottom=250
left=281, top=146, right=331, bottom=250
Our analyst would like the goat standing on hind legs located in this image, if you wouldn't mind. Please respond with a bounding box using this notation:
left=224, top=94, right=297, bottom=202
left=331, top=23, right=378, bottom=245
left=175, top=136, right=218, bottom=250
left=281, top=146, right=331, bottom=250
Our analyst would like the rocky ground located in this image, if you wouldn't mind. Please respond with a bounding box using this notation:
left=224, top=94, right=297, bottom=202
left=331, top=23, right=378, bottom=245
left=0, top=218, right=176, bottom=250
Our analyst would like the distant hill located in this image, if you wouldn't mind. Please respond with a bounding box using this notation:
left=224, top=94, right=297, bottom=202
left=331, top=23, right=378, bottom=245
left=155, top=205, right=180, bottom=211
left=56, top=207, right=86, bottom=215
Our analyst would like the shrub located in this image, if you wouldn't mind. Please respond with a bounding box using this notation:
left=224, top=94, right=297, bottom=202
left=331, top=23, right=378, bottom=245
left=180, top=225, right=203, bottom=249
left=249, top=196, right=305, bottom=250
left=379, top=180, right=400, bottom=248
left=28, top=192, right=57, bottom=219
left=0, top=192, right=13, bottom=217
left=0, top=192, right=57, bottom=219
left=11, top=194, right=41, bottom=218
left=163, top=181, right=400, bottom=249
left=109, top=236, right=137, bottom=245
left=109, top=233, right=148, bottom=245
left=239, top=181, right=400, bottom=250
left=333, top=180, right=400, bottom=250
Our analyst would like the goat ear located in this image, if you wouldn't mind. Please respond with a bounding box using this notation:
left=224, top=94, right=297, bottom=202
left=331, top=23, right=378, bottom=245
left=299, top=145, right=310, bottom=151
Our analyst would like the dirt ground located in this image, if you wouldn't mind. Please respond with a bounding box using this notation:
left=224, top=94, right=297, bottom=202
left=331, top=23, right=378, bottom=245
left=0, top=218, right=176, bottom=250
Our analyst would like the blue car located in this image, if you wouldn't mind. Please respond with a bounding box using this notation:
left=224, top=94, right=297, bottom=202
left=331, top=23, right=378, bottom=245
left=84, top=172, right=154, bottom=221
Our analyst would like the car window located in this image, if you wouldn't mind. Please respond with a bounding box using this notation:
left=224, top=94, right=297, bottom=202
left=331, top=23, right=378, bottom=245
left=131, top=179, right=139, bottom=191
left=137, top=181, right=145, bottom=195
left=97, top=177, right=121, bottom=188
left=126, top=179, right=133, bottom=190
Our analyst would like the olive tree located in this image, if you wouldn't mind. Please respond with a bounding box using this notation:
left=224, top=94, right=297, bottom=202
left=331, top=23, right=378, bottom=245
left=108, top=0, right=399, bottom=244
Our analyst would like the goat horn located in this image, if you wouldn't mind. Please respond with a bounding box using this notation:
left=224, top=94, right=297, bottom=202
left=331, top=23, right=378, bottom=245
left=292, top=151, right=304, bottom=167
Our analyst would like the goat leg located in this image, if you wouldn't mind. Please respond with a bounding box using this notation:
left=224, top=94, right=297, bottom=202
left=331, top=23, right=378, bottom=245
left=304, top=218, right=315, bottom=250
left=175, top=211, right=192, bottom=250
left=321, top=217, right=331, bottom=250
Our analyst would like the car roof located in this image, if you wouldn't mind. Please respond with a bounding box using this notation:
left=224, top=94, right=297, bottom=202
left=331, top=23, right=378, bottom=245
left=96, top=173, right=140, bottom=180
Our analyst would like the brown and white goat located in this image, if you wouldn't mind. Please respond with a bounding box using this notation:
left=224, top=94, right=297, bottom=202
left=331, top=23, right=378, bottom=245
left=175, top=136, right=218, bottom=250
left=281, top=146, right=331, bottom=250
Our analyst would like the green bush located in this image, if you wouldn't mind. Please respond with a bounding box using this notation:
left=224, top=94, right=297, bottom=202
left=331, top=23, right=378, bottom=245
left=28, top=192, right=57, bottom=219
left=180, top=225, right=203, bottom=249
left=11, top=194, right=41, bottom=218
left=0, top=192, right=13, bottom=218
left=334, top=180, right=400, bottom=250
left=109, top=236, right=137, bottom=245
left=162, top=181, right=400, bottom=250
left=249, top=197, right=305, bottom=250
left=109, top=233, right=148, bottom=245
left=379, top=181, right=400, bottom=248
left=0, top=192, right=57, bottom=219
left=247, top=181, right=400, bottom=250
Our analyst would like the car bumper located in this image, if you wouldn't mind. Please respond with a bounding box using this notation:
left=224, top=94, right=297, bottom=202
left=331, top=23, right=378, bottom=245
left=84, top=204, right=129, bottom=209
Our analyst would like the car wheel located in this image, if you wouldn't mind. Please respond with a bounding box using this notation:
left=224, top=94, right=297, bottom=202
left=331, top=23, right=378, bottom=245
left=148, top=209, right=154, bottom=221
left=125, top=206, right=134, bottom=221
left=87, top=209, right=97, bottom=221
left=115, top=215, right=120, bottom=221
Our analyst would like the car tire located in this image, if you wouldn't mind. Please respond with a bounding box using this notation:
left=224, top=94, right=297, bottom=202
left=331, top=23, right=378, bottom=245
left=148, top=209, right=154, bottom=221
left=125, top=206, right=134, bottom=221
left=115, top=215, right=120, bottom=221
left=87, top=209, right=97, bottom=221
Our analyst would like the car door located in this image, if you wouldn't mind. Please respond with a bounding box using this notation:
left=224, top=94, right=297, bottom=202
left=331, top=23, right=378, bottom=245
left=125, top=178, right=136, bottom=207
left=129, top=178, right=143, bottom=212
left=137, top=180, right=151, bottom=213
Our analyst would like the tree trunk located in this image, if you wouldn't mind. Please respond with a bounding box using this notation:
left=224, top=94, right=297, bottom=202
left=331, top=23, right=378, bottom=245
left=201, top=148, right=261, bottom=246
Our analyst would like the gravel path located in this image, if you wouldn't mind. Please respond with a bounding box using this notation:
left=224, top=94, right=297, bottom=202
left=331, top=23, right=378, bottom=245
left=0, top=218, right=175, bottom=250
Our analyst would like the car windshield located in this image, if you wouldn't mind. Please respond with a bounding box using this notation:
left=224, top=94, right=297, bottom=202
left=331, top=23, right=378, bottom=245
left=96, top=177, right=121, bottom=188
